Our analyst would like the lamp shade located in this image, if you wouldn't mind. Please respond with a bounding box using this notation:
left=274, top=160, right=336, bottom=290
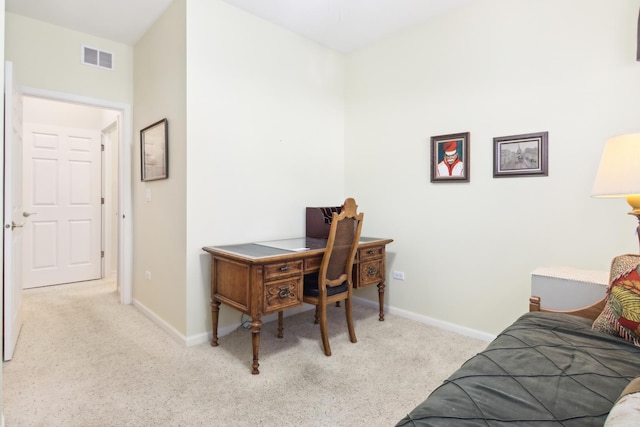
left=592, top=133, right=640, bottom=198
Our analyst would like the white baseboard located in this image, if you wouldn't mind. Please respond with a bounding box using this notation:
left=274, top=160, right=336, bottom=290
left=135, top=296, right=495, bottom=347
left=134, top=298, right=316, bottom=347
left=186, top=304, right=317, bottom=347
left=132, top=298, right=189, bottom=345
left=353, top=296, right=496, bottom=343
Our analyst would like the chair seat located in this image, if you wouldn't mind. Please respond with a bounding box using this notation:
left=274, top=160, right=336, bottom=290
left=303, top=274, right=348, bottom=297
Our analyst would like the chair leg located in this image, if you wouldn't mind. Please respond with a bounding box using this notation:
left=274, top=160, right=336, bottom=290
left=314, top=305, right=319, bottom=324
left=277, top=311, right=283, bottom=338
left=345, top=297, right=357, bottom=344
left=318, top=301, right=331, bottom=356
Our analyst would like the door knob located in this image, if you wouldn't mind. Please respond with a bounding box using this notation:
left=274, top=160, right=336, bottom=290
left=22, top=211, right=36, bottom=217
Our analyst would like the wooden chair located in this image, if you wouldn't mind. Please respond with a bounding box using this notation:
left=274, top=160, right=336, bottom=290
left=302, top=197, right=363, bottom=356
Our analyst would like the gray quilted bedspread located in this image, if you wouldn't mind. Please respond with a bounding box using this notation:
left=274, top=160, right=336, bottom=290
left=396, top=312, right=640, bottom=426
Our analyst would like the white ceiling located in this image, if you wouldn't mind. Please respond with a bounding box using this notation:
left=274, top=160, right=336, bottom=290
left=220, top=0, right=475, bottom=52
left=5, top=0, right=174, bottom=46
left=5, top=0, right=473, bottom=51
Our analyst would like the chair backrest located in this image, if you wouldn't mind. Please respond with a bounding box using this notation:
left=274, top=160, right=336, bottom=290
left=320, top=198, right=364, bottom=288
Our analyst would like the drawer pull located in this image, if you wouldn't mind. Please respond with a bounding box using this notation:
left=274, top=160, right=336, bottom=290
left=279, top=265, right=290, bottom=272
left=368, top=266, right=378, bottom=275
left=278, top=286, right=290, bottom=299
left=366, top=250, right=375, bottom=255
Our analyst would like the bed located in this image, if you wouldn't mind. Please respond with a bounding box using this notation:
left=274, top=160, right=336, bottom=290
left=396, top=255, right=640, bottom=427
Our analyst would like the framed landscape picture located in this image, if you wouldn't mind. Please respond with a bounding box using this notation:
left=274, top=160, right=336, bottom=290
left=140, top=118, right=168, bottom=181
left=493, top=131, right=548, bottom=178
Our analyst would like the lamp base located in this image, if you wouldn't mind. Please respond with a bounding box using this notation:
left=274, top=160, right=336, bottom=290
left=626, top=195, right=640, bottom=252
left=626, top=194, right=640, bottom=215
left=629, top=213, right=640, bottom=253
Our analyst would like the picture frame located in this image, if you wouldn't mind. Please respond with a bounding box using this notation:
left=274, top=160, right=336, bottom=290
left=493, top=131, right=548, bottom=178
left=430, top=132, right=470, bottom=183
left=636, top=7, right=640, bottom=61
left=140, top=118, right=168, bottom=181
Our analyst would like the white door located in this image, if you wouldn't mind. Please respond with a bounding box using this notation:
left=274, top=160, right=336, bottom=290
left=22, top=124, right=102, bottom=288
left=4, top=61, right=24, bottom=361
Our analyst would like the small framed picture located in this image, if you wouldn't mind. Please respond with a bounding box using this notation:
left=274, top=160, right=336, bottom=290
left=430, top=132, right=470, bottom=183
left=493, top=132, right=548, bottom=178
left=140, top=118, right=168, bottom=181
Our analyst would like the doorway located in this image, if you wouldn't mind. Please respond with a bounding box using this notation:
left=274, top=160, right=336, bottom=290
left=19, top=87, right=132, bottom=304
left=22, top=97, right=115, bottom=288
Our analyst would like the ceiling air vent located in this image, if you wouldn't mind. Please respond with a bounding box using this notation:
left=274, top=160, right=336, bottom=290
left=81, top=45, right=114, bottom=70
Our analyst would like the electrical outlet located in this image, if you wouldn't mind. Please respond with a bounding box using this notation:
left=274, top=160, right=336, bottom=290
left=393, top=271, right=405, bottom=280
left=145, top=270, right=151, bottom=280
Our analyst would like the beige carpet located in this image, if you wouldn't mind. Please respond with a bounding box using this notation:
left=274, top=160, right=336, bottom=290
left=3, top=279, right=488, bottom=426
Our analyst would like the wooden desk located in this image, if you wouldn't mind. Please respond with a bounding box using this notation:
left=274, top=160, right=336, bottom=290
left=202, top=236, right=393, bottom=374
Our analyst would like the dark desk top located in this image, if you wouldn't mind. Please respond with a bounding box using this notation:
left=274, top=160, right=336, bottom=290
left=203, top=236, right=391, bottom=260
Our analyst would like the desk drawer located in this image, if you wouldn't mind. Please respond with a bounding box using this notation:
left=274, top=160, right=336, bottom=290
left=264, top=277, right=302, bottom=312
left=358, top=246, right=383, bottom=262
left=356, top=259, right=384, bottom=288
left=304, top=255, right=322, bottom=272
left=263, top=260, right=303, bottom=281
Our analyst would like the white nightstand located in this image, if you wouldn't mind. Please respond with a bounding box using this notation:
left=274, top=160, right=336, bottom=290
left=531, top=267, right=609, bottom=311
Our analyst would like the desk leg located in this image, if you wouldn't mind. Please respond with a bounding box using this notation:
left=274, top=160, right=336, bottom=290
left=277, top=311, right=284, bottom=339
left=377, top=281, right=385, bottom=321
left=211, top=299, right=220, bottom=346
left=250, top=318, right=262, bottom=375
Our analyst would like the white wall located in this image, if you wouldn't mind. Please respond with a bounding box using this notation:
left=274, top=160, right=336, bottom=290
left=5, top=13, right=133, bottom=104
left=22, top=96, right=118, bottom=128
left=185, top=0, right=346, bottom=336
left=133, top=0, right=188, bottom=334
left=345, top=0, right=640, bottom=334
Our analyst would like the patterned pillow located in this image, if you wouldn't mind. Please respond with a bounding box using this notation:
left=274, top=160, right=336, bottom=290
left=592, top=254, right=640, bottom=346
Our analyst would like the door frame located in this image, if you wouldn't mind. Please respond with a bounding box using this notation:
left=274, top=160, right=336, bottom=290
left=101, top=120, right=119, bottom=282
left=21, top=86, right=132, bottom=304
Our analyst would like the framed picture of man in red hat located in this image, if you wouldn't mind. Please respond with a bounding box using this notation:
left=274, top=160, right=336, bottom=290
left=430, top=132, right=470, bottom=182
